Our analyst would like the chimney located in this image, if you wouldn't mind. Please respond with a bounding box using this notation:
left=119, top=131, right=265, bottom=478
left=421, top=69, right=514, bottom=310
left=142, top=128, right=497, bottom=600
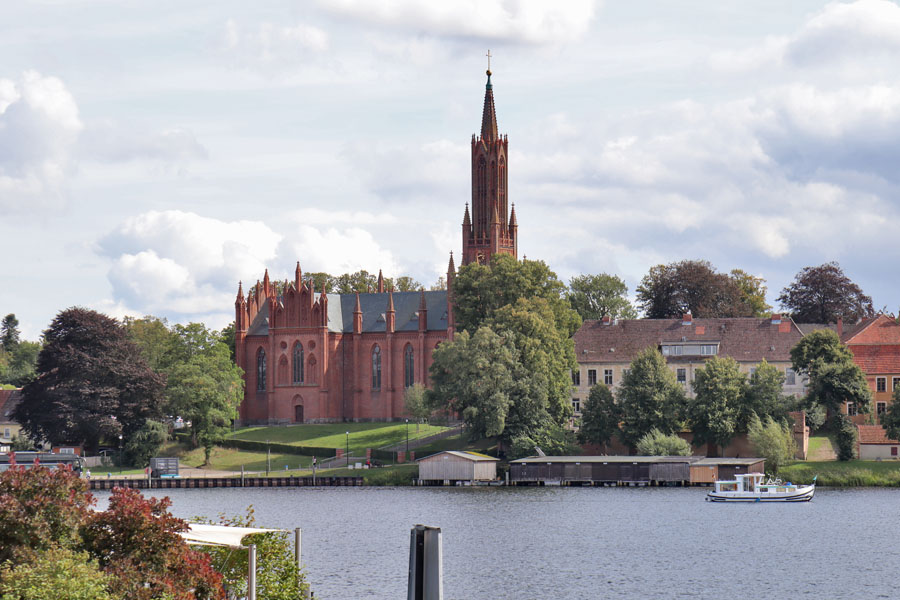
left=682, top=313, right=692, bottom=326
left=601, top=315, right=611, bottom=325
left=771, top=313, right=782, bottom=325
left=837, top=316, right=843, bottom=338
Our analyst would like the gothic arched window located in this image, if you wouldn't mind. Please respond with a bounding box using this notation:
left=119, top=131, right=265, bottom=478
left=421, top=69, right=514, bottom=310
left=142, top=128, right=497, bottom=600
left=372, top=345, right=382, bottom=390
left=404, top=344, right=414, bottom=388
left=256, top=348, right=266, bottom=391
left=292, top=342, right=304, bottom=384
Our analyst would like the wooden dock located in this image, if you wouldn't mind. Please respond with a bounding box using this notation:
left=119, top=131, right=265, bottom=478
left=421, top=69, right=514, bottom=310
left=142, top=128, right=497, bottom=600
left=88, top=476, right=363, bottom=490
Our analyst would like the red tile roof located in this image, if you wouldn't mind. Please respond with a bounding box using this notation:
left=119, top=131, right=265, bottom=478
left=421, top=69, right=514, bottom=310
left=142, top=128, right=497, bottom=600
left=848, top=345, right=900, bottom=375
left=845, top=315, right=900, bottom=345
left=857, top=425, right=899, bottom=445
left=573, top=317, right=804, bottom=364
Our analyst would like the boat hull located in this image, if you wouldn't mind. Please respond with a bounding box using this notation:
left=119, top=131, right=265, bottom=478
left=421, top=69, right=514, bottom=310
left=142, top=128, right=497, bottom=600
left=707, top=486, right=815, bottom=502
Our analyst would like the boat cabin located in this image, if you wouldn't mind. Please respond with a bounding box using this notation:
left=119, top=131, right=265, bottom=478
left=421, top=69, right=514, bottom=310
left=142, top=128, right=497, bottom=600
left=714, top=473, right=799, bottom=495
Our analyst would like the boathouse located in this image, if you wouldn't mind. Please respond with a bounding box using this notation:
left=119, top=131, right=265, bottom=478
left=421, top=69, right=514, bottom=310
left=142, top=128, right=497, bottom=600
left=417, top=451, right=499, bottom=485
left=509, top=456, right=766, bottom=486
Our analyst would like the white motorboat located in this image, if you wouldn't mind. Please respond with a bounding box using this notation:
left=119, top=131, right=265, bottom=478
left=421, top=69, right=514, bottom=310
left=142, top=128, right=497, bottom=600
left=706, top=472, right=816, bottom=502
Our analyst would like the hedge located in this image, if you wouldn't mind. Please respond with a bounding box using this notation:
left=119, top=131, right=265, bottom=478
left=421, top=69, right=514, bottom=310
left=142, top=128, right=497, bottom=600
left=221, top=439, right=337, bottom=458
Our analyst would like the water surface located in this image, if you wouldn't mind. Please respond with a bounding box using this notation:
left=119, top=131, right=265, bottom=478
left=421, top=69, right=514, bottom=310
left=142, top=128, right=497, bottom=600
left=96, top=486, right=899, bottom=599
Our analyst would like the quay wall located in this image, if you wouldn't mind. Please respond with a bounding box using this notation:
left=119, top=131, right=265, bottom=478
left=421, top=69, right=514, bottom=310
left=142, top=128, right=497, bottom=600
left=89, top=476, right=363, bottom=490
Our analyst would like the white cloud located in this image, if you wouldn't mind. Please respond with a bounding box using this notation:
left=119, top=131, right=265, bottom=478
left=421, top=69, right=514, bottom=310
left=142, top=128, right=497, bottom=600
left=280, top=225, right=402, bottom=277
left=0, top=70, right=82, bottom=212
left=318, top=0, right=597, bottom=44
left=81, top=122, right=208, bottom=168
left=221, top=18, right=329, bottom=68
left=99, top=210, right=281, bottom=317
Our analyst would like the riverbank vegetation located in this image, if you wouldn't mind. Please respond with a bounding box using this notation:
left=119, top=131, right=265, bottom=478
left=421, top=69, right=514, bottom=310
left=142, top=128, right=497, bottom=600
left=229, top=422, right=449, bottom=454
left=781, top=460, right=900, bottom=487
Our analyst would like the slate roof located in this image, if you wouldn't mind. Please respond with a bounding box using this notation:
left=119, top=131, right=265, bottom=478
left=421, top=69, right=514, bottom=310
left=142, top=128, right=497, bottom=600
left=857, top=425, right=898, bottom=445
left=573, top=317, right=804, bottom=364
left=246, top=291, right=449, bottom=336
left=0, top=390, right=22, bottom=425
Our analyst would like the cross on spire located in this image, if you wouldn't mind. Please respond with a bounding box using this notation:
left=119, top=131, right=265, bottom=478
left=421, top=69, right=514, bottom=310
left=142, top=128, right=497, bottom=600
left=486, top=49, right=492, bottom=72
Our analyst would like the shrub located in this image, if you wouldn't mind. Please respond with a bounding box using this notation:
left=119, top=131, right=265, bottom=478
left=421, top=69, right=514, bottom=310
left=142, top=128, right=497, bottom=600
left=635, top=429, right=691, bottom=456
left=834, top=416, right=858, bottom=461
left=747, top=414, right=797, bottom=474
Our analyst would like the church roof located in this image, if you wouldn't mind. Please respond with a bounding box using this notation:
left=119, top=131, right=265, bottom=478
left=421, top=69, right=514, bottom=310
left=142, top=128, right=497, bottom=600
left=245, top=290, right=449, bottom=336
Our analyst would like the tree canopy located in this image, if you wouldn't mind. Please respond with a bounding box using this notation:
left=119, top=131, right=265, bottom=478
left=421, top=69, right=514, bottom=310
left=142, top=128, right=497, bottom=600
left=777, top=262, right=874, bottom=324
left=635, top=260, right=755, bottom=318
left=452, top=254, right=579, bottom=336
left=0, top=314, right=19, bottom=350
left=790, top=329, right=871, bottom=416
left=567, top=273, right=637, bottom=321
left=616, top=347, right=686, bottom=447
left=15, top=308, right=164, bottom=452
left=687, top=356, right=747, bottom=451
left=577, top=384, right=621, bottom=450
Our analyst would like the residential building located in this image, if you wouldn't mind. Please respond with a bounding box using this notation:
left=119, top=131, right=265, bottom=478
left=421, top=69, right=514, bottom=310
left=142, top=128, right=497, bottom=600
left=841, top=315, right=900, bottom=422
left=0, top=389, right=23, bottom=449
left=571, top=314, right=806, bottom=416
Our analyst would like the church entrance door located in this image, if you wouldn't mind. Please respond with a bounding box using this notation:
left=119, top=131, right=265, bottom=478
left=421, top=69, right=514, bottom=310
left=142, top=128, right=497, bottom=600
left=294, top=404, right=304, bottom=423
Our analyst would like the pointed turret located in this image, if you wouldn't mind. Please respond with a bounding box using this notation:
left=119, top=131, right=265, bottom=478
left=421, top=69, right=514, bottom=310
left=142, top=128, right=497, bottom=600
left=463, top=203, right=471, bottom=228
left=377, top=270, right=385, bottom=294
left=386, top=288, right=395, bottom=333
left=263, top=269, right=270, bottom=297
left=509, top=203, right=517, bottom=228
left=294, top=262, right=302, bottom=290
left=418, top=289, right=428, bottom=331
left=235, top=281, right=245, bottom=304
left=353, top=292, right=363, bottom=334
left=481, top=70, right=498, bottom=142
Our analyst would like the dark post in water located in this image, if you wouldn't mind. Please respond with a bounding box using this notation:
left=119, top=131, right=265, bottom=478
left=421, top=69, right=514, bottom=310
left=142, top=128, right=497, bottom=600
left=407, top=524, right=442, bottom=600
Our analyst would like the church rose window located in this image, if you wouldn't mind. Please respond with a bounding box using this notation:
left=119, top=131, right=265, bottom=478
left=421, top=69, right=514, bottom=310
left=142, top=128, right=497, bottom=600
left=256, top=348, right=266, bottom=391
left=372, top=345, right=382, bottom=390
left=404, top=344, right=414, bottom=388
left=293, top=342, right=304, bottom=383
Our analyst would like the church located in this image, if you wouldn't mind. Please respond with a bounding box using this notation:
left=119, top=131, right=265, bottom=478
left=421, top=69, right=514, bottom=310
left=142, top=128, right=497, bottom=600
left=235, top=68, right=518, bottom=424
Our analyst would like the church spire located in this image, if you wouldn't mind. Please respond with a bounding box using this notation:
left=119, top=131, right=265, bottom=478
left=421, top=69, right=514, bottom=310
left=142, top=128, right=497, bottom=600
left=481, top=67, right=498, bottom=142
left=377, top=269, right=384, bottom=294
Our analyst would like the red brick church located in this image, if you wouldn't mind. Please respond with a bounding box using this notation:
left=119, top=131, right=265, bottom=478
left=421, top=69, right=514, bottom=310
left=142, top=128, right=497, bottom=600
left=235, top=69, right=518, bottom=424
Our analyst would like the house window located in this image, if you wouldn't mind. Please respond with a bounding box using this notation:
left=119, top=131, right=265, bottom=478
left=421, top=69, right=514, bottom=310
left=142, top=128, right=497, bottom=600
left=677, top=368, right=686, bottom=384
left=785, top=368, right=796, bottom=386
left=877, top=377, right=887, bottom=393
left=847, top=402, right=857, bottom=416
left=701, top=345, right=717, bottom=356
left=588, top=369, right=597, bottom=386
left=572, top=399, right=581, bottom=413
left=3, top=428, right=9, bottom=439
left=571, top=371, right=581, bottom=386
left=749, top=367, right=757, bottom=376
left=292, top=343, right=304, bottom=384
left=372, top=345, right=382, bottom=390
left=404, top=345, right=415, bottom=388
left=893, top=447, right=898, bottom=457
left=59, top=447, right=75, bottom=454
left=604, top=369, right=613, bottom=386
left=877, top=402, right=887, bottom=416
left=256, top=348, right=266, bottom=391
left=894, top=377, right=900, bottom=391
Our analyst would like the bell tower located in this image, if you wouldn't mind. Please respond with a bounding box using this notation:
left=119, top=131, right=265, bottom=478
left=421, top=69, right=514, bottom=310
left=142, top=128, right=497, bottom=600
left=462, top=56, right=517, bottom=266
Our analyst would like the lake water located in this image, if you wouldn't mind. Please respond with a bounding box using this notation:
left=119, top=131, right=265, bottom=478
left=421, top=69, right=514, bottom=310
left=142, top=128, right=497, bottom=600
left=95, top=486, right=900, bottom=599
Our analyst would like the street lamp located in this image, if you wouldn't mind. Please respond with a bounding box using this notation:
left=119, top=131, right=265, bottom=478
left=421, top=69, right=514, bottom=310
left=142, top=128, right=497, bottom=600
left=406, top=419, right=409, bottom=456
left=117, top=434, right=123, bottom=475
left=345, top=431, right=350, bottom=467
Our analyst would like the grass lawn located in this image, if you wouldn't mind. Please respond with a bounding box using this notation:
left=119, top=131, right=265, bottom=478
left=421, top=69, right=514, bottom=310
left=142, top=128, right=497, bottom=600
left=807, top=435, right=837, bottom=461
left=229, top=422, right=450, bottom=454
left=412, top=433, right=498, bottom=458
left=781, top=459, right=900, bottom=486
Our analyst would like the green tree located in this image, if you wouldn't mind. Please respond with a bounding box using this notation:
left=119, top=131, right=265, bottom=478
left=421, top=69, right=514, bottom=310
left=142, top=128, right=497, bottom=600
left=687, top=356, right=747, bottom=452
left=616, top=347, right=686, bottom=447
left=453, top=255, right=579, bottom=336
left=304, top=272, right=335, bottom=293
left=636, top=428, right=692, bottom=456
left=122, top=419, right=169, bottom=467
left=567, top=273, right=637, bottom=321
left=0, top=545, right=121, bottom=600
left=487, top=297, right=576, bottom=426
left=15, top=309, right=164, bottom=453
left=428, top=328, right=518, bottom=440
left=833, top=415, right=858, bottom=461
left=577, top=384, right=621, bottom=450
left=777, top=261, right=874, bottom=324
left=791, top=329, right=871, bottom=417
left=194, top=508, right=308, bottom=600
left=123, top=316, right=173, bottom=372
left=0, top=314, right=19, bottom=350
left=332, top=270, right=378, bottom=294
left=636, top=260, right=750, bottom=318
left=2, top=341, right=40, bottom=386
left=218, top=321, right=236, bottom=362
left=743, top=359, right=790, bottom=427
left=166, top=340, right=243, bottom=465
left=729, top=269, right=772, bottom=317
left=508, top=424, right=578, bottom=459
left=747, top=414, right=797, bottom=474
left=403, top=383, right=431, bottom=435
left=790, top=329, right=853, bottom=374
left=394, top=276, right=423, bottom=291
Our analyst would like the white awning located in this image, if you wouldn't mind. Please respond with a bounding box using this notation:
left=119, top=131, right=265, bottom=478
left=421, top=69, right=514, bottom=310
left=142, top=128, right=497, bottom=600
left=180, top=523, right=286, bottom=548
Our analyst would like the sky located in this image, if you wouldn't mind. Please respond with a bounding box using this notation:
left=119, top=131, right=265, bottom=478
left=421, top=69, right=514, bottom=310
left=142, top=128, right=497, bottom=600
left=2, top=0, right=900, bottom=339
